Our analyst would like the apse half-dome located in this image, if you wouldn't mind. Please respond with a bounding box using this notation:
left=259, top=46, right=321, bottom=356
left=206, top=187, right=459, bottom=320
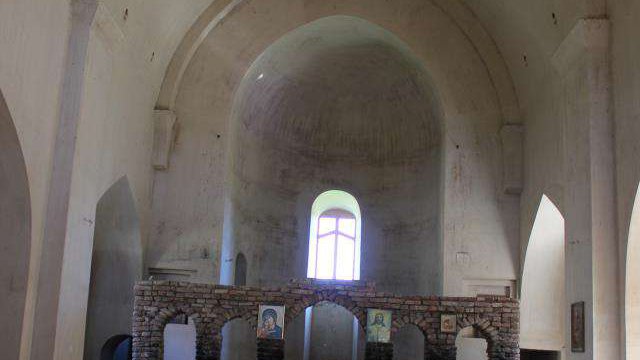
left=231, top=15, right=442, bottom=164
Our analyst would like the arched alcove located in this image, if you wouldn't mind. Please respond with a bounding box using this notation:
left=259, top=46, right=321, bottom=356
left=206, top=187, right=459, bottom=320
left=234, top=253, right=247, bottom=286
left=284, top=301, right=365, bottom=360
left=224, top=14, right=443, bottom=292
left=221, top=318, right=256, bottom=360
left=393, top=324, right=425, bottom=360
left=100, top=334, right=132, bottom=360
left=627, top=183, right=640, bottom=359
left=455, top=326, right=489, bottom=360
left=84, top=177, right=142, bottom=360
left=520, top=195, right=565, bottom=352
left=164, top=315, right=197, bottom=360
left=0, top=89, right=30, bottom=360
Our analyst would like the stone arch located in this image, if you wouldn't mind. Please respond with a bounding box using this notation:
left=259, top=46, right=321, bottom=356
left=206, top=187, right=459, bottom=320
left=220, top=316, right=256, bottom=360
left=152, top=308, right=206, bottom=359
left=0, top=88, right=31, bottom=360
left=392, top=321, right=427, bottom=360
left=287, top=299, right=366, bottom=360
left=455, top=317, right=499, bottom=359
left=285, top=295, right=367, bottom=332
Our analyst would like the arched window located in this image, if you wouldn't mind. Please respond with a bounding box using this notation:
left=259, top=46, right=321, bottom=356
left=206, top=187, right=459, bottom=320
left=308, top=190, right=361, bottom=281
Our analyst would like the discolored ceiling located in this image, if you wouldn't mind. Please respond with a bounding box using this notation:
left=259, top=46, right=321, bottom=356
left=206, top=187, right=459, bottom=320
left=231, top=16, right=441, bottom=164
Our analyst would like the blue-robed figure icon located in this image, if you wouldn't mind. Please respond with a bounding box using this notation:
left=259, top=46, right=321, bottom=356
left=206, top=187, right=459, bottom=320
left=257, top=308, right=283, bottom=339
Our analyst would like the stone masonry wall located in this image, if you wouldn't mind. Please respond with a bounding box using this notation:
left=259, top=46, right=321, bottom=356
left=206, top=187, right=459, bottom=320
left=132, top=279, right=519, bottom=359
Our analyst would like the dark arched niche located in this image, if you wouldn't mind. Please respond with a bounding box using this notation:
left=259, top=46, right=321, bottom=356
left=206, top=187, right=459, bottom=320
left=234, top=253, right=247, bottom=286
left=100, top=334, right=132, bottom=360
left=84, top=177, right=142, bottom=359
left=0, top=89, right=31, bottom=360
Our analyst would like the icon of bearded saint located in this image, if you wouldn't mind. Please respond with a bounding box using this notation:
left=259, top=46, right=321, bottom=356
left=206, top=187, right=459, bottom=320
left=257, top=308, right=283, bottom=339
left=367, top=312, right=390, bottom=343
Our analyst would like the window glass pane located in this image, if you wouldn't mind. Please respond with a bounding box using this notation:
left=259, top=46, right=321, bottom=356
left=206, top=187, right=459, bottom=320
left=319, top=217, right=336, bottom=236
left=316, top=235, right=335, bottom=279
left=335, top=236, right=355, bottom=280
left=338, top=218, right=356, bottom=238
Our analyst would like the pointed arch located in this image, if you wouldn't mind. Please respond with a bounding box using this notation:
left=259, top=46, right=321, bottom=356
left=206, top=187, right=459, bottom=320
left=0, top=89, right=31, bottom=360
left=627, top=183, right=640, bottom=359
left=520, top=194, right=565, bottom=352
left=84, top=176, right=142, bottom=360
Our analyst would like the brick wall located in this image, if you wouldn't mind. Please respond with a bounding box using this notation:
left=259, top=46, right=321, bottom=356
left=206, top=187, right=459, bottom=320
left=132, top=279, right=519, bottom=359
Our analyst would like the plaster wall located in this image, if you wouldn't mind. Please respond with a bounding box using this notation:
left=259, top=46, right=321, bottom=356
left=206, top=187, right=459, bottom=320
left=150, top=0, right=520, bottom=299
left=0, top=1, right=71, bottom=357
left=609, top=0, right=640, bottom=358
left=41, top=1, right=213, bottom=359
left=83, top=178, right=142, bottom=360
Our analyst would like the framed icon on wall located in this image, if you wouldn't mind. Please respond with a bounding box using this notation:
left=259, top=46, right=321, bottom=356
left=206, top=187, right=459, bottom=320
left=257, top=305, right=285, bottom=340
left=366, top=309, right=392, bottom=343
left=571, top=301, right=585, bottom=352
left=440, top=314, right=457, bottom=334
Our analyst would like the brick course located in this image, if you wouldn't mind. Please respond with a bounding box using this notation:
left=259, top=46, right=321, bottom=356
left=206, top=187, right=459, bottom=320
left=132, top=279, right=519, bottom=359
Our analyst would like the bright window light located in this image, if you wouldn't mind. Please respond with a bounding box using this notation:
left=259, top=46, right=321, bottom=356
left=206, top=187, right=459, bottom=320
left=314, top=211, right=356, bottom=280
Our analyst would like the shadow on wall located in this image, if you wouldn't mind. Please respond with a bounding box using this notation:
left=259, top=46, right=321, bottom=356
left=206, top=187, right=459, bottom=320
left=84, top=177, right=142, bottom=360
left=0, top=89, right=31, bottom=360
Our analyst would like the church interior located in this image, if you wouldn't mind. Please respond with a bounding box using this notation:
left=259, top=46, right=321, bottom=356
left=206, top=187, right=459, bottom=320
left=1, top=0, right=639, bottom=359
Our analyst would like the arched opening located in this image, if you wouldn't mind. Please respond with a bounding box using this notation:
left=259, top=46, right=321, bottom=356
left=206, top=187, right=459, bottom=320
left=221, top=318, right=256, bottom=360
left=393, top=324, right=425, bottom=360
left=627, top=183, right=640, bottom=358
left=286, top=301, right=365, bottom=360
left=234, top=253, right=247, bottom=286
left=225, top=14, right=443, bottom=292
left=100, top=335, right=132, bottom=360
left=520, top=195, right=565, bottom=354
left=455, top=326, right=488, bottom=360
left=0, top=89, right=31, bottom=360
left=308, top=190, right=361, bottom=280
left=163, top=315, right=197, bottom=360
left=84, top=177, right=142, bottom=360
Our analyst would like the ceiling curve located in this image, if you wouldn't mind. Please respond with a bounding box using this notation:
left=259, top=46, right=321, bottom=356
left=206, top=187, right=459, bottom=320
left=231, top=16, right=441, bottom=164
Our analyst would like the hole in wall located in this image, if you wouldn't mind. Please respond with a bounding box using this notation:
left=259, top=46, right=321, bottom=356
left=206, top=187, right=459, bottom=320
left=552, top=13, right=558, bottom=25
left=123, top=8, right=129, bottom=21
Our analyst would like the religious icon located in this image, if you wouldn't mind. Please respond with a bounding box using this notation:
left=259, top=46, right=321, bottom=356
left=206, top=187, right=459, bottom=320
left=257, top=305, right=285, bottom=340
left=571, top=302, right=585, bottom=352
left=440, top=314, right=457, bottom=333
left=366, top=309, right=392, bottom=343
